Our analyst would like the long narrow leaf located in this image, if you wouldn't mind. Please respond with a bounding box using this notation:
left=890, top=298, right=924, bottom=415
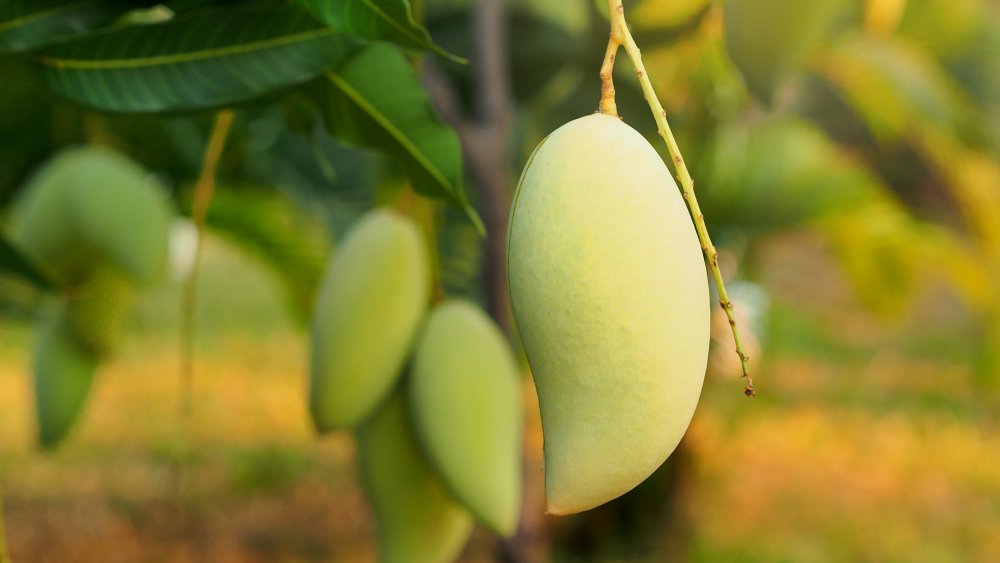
left=35, top=4, right=360, bottom=113
left=0, top=234, right=53, bottom=290
left=298, top=0, right=463, bottom=62
left=0, top=0, right=142, bottom=51
left=324, top=43, right=482, bottom=232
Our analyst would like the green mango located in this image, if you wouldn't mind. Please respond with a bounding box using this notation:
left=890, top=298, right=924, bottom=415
left=409, top=300, right=522, bottom=536
left=309, top=210, right=429, bottom=432
left=65, top=268, right=136, bottom=357
left=33, top=304, right=100, bottom=448
left=506, top=114, right=710, bottom=515
left=8, top=146, right=171, bottom=288
left=357, top=393, right=473, bottom=563
left=723, top=0, right=840, bottom=103
left=9, top=150, right=101, bottom=286
left=64, top=147, right=171, bottom=287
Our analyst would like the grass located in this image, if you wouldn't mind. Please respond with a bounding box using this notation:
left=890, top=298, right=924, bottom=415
left=1, top=235, right=998, bottom=561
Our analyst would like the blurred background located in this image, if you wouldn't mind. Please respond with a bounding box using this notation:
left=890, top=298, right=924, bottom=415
left=2, top=0, right=1000, bottom=561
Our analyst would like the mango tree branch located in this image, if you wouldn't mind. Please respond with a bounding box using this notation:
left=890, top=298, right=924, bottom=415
left=181, top=109, right=235, bottom=421
left=0, top=486, right=10, bottom=563
left=602, top=0, right=755, bottom=396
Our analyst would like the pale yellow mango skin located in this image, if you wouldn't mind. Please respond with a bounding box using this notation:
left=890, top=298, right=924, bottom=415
left=409, top=300, right=522, bottom=536
left=310, top=210, right=429, bottom=431
left=357, top=393, right=473, bottom=563
left=506, top=113, right=710, bottom=515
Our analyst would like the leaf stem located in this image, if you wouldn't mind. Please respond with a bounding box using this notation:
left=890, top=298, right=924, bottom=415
left=602, top=0, right=755, bottom=396
left=181, top=109, right=235, bottom=421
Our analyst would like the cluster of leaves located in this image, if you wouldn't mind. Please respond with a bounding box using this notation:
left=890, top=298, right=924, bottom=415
left=0, top=0, right=478, bottom=306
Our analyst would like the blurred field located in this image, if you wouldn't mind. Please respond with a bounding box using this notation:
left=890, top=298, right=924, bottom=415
left=2, top=235, right=999, bottom=562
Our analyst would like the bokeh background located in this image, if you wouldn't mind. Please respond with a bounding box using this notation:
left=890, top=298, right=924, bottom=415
left=2, top=0, right=1000, bottom=561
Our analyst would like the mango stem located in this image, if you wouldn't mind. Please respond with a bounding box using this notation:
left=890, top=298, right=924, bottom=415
left=0, top=485, right=11, bottom=563
left=601, top=0, right=755, bottom=396
left=181, top=109, right=236, bottom=422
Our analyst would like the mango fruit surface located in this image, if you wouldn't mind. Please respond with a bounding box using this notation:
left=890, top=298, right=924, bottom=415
left=309, top=210, right=429, bottom=431
left=357, top=393, right=472, bottom=563
left=33, top=305, right=100, bottom=448
left=506, top=113, right=710, bottom=515
left=66, top=268, right=136, bottom=357
left=409, top=300, right=522, bottom=535
left=9, top=146, right=171, bottom=287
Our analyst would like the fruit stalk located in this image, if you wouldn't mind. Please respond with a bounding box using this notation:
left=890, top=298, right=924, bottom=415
left=181, top=109, right=235, bottom=420
left=601, top=0, right=755, bottom=396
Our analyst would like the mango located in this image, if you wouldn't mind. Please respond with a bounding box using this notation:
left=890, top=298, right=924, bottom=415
left=723, top=0, right=839, bottom=103
left=33, top=304, right=100, bottom=448
left=65, top=268, right=136, bottom=357
left=64, top=147, right=171, bottom=287
left=8, top=146, right=171, bottom=288
left=506, top=113, right=710, bottom=515
left=357, top=392, right=473, bottom=563
left=409, top=300, right=522, bottom=535
left=309, top=210, right=429, bottom=431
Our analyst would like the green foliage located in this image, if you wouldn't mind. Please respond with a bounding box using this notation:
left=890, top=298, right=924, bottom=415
left=205, top=187, right=330, bottom=324
left=409, top=300, right=522, bottom=536
left=0, top=0, right=144, bottom=52
left=0, top=234, right=53, bottom=290
left=35, top=4, right=359, bottom=113
left=297, top=0, right=462, bottom=61
left=325, top=43, right=482, bottom=232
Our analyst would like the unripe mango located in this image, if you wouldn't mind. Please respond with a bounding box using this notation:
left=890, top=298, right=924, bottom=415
left=506, top=113, right=710, bottom=515
left=9, top=146, right=171, bottom=288
left=724, top=0, right=839, bottom=103
left=409, top=300, right=522, bottom=536
left=309, top=210, right=429, bottom=431
left=66, top=268, right=136, bottom=357
left=33, top=304, right=100, bottom=448
left=357, top=393, right=473, bottom=563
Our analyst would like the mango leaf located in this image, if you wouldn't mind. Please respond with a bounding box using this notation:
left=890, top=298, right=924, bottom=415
left=0, top=0, right=147, bottom=52
left=819, top=200, right=990, bottom=318
left=297, top=0, right=463, bottom=62
left=0, top=233, right=54, bottom=290
left=324, top=43, right=483, bottom=233
left=816, top=34, right=981, bottom=144
left=35, top=4, right=360, bottom=113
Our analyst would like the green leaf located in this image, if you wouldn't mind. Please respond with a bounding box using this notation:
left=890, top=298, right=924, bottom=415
left=324, top=44, right=482, bottom=233
left=297, top=0, right=464, bottom=62
left=35, top=4, right=360, bottom=113
left=0, top=233, right=54, bottom=290
left=817, top=34, right=981, bottom=144
left=0, top=0, right=143, bottom=52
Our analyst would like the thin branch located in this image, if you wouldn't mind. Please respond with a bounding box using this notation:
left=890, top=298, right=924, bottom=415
left=180, top=109, right=235, bottom=421
left=603, top=0, right=755, bottom=396
left=0, top=485, right=10, bottom=563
